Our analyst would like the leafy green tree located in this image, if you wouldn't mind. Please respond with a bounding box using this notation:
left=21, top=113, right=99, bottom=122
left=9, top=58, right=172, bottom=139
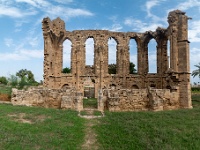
left=129, top=62, right=137, bottom=74
left=108, top=63, right=117, bottom=74
left=62, top=67, right=71, bottom=73
left=0, top=76, right=8, bottom=85
left=16, top=69, right=36, bottom=83
left=8, top=75, right=19, bottom=87
left=16, top=69, right=38, bottom=89
left=192, top=63, right=200, bottom=78
left=108, top=62, right=137, bottom=74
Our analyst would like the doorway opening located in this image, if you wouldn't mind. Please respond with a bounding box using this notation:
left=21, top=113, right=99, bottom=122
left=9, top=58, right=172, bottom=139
left=83, top=77, right=97, bottom=109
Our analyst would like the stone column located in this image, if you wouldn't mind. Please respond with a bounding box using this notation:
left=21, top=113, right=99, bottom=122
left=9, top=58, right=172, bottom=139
left=71, top=44, right=75, bottom=75
left=137, top=42, right=142, bottom=75
left=143, top=44, right=149, bottom=74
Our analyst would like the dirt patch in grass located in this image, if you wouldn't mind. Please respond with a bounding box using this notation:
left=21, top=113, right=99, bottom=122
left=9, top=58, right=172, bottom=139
left=82, top=119, right=100, bottom=150
left=8, top=113, right=50, bottom=124
left=0, top=93, right=10, bottom=101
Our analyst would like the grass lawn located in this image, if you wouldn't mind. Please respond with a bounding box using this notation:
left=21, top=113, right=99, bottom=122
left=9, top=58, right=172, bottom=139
left=83, top=98, right=97, bottom=108
left=0, top=85, right=12, bottom=96
left=0, top=104, right=85, bottom=150
left=0, top=92, right=200, bottom=149
left=94, top=94, right=200, bottom=150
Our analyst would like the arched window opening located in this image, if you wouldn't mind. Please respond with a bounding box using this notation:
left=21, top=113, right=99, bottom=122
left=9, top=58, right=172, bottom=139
left=148, top=39, right=157, bottom=73
left=132, top=84, right=139, bottom=89
left=129, top=39, right=137, bottom=74
left=62, top=39, right=72, bottom=73
left=85, top=38, right=94, bottom=75
left=110, top=84, right=116, bottom=90
left=167, top=40, right=170, bottom=69
left=108, top=37, right=117, bottom=74
left=85, top=38, right=94, bottom=66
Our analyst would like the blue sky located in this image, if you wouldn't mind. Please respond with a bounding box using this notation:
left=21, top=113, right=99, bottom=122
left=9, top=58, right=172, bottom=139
left=0, top=0, right=200, bottom=84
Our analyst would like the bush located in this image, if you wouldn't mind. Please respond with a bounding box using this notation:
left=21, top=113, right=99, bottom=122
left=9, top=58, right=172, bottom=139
left=0, top=76, right=8, bottom=85
left=191, top=87, right=200, bottom=92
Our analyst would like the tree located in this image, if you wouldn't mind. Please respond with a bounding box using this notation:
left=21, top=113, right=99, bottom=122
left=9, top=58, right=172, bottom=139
left=0, top=76, right=8, bottom=85
left=62, top=67, right=71, bottom=73
left=16, top=69, right=36, bottom=83
left=108, top=62, right=137, bottom=74
left=108, top=63, right=117, bottom=74
left=16, top=69, right=38, bottom=89
left=192, top=63, right=200, bottom=78
left=129, top=62, right=137, bottom=74
left=8, top=74, right=19, bottom=87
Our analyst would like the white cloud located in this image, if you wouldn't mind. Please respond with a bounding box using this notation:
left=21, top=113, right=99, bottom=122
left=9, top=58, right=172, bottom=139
left=102, top=23, right=123, bottom=32
left=45, top=6, right=94, bottom=19
left=54, top=0, right=73, bottom=4
left=110, top=24, right=123, bottom=32
left=16, top=0, right=50, bottom=8
left=0, top=49, right=43, bottom=61
left=189, top=20, right=200, bottom=42
left=176, top=0, right=200, bottom=11
left=124, top=17, right=163, bottom=32
left=145, top=0, right=166, bottom=22
left=15, top=20, right=30, bottom=27
left=4, top=38, right=14, bottom=47
left=15, top=0, right=38, bottom=7
left=0, top=5, right=37, bottom=18
left=15, top=0, right=94, bottom=20
left=29, top=37, right=39, bottom=47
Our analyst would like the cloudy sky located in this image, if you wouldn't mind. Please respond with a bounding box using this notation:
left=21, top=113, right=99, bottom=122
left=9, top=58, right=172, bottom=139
left=0, top=0, right=200, bottom=83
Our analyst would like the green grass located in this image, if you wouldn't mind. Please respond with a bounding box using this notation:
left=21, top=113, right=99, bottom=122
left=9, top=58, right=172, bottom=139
left=83, top=98, right=97, bottom=108
left=0, top=85, right=12, bottom=96
left=80, top=110, right=102, bottom=116
left=94, top=95, right=200, bottom=150
left=1, top=93, right=200, bottom=150
left=0, top=104, right=85, bottom=150
left=192, top=94, right=200, bottom=108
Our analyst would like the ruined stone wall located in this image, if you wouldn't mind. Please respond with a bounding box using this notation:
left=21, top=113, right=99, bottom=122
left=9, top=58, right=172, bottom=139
left=102, top=88, right=179, bottom=112
left=11, top=87, right=83, bottom=111
left=13, top=9, right=190, bottom=111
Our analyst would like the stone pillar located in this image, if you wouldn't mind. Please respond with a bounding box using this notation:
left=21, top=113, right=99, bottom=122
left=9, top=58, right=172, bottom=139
left=143, top=44, right=149, bottom=74
left=71, top=44, right=76, bottom=75
left=168, top=10, right=192, bottom=108
left=117, top=44, right=128, bottom=75
left=177, top=11, right=192, bottom=108
left=157, top=39, right=168, bottom=74
left=137, top=42, right=142, bottom=75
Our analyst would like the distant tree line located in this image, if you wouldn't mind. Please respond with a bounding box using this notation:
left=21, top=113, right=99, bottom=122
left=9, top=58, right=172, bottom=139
left=0, top=69, right=40, bottom=89
left=62, top=62, right=137, bottom=74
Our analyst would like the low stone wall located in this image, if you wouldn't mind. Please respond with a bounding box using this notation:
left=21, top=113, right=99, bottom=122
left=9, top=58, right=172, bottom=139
left=11, top=86, right=83, bottom=111
left=11, top=86, right=180, bottom=112
left=102, top=88, right=179, bottom=111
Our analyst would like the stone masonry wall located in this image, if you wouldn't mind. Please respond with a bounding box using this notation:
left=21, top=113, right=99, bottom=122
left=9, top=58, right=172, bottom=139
left=11, top=86, right=83, bottom=111
left=103, top=88, right=179, bottom=111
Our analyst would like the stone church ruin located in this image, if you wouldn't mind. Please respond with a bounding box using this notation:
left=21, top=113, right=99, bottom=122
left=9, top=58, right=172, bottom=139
left=12, top=10, right=192, bottom=111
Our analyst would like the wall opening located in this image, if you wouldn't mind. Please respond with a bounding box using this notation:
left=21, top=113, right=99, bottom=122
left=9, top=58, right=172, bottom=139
left=167, top=40, right=170, bottom=69
left=129, top=38, right=137, bottom=74
left=132, top=84, right=139, bottom=89
left=108, top=37, right=117, bottom=74
left=148, top=39, right=157, bottom=73
left=62, top=39, right=72, bottom=73
left=85, top=38, right=94, bottom=66
left=85, top=38, right=94, bottom=75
